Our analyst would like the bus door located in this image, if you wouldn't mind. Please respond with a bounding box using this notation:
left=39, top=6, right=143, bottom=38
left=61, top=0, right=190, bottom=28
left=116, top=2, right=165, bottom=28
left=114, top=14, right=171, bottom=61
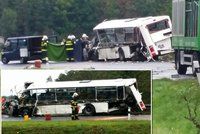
left=146, top=18, right=172, bottom=55
left=129, top=85, right=146, bottom=111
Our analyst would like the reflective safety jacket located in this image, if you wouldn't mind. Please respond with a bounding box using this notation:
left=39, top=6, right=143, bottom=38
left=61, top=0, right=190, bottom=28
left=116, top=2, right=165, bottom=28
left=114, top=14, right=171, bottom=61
left=71, top=100, right=78, bottom=110
left=66, top=39, right=74, bottom=51
left=41, top=41, right=48, bottom=52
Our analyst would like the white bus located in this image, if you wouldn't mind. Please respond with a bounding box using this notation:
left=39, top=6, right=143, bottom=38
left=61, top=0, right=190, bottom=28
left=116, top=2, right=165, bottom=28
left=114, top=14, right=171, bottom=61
left=93, top=16, right=172, bottom=61
left=16, top=79, right=146, bottom=116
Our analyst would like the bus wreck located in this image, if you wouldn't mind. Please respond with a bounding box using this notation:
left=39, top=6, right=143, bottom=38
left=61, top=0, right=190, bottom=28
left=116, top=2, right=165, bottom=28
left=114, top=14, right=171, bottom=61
left=92, top=16, right=172, bottom=61
left=6, top=79, right=146, bottom=116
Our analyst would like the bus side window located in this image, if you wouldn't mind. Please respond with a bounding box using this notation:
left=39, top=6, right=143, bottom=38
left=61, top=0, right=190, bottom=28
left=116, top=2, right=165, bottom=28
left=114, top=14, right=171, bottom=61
left=77, top=87, right=95, bottom=101
left=115, top=28, right=125, bottom=43
left=97, top=87, right=117, bottom=101
left=125, top=28, right=135, bottom=43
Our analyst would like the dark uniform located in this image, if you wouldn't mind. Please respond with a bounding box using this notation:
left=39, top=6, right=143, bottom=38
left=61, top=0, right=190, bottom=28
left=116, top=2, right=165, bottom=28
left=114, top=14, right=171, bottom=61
left=41, top=40, right=48, bottom=61
left=66, top=39, right=74, bottom=61
left=70, top=99, right=79, bottom=120
left=74, top=39, right=83, bottom=61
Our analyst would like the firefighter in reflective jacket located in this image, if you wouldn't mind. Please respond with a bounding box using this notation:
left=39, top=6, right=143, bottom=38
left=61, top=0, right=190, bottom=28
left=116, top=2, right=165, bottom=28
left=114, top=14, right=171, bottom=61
left=66, top=35, right=75, bottom=61
left=71, top=92, right=79, bottom=120
left=41, top=35, right=49, bottom=62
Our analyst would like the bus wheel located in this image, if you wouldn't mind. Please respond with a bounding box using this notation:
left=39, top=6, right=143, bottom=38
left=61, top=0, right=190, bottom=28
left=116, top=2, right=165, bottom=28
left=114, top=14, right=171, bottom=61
left=2, top=56, right=9, bottom=64
left=118, top=49, right=125, bottom=61
left=175, top=51, right=187, bottom=75
left=83, top=104, right=96, bottom=116
left=20, top=58, right=27, bottom=64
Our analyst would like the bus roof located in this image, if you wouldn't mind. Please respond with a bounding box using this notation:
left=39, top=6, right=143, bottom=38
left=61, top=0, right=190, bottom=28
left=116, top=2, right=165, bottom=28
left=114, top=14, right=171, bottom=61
left=27, top=78, right=137, bottom=90
left=93, top=15, right=170, bottom=30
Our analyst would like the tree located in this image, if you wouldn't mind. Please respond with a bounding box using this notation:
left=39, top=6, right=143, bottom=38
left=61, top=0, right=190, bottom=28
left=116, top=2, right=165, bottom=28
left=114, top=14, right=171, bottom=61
left=0, top=0, right=172, bottom=38
left=0, top=8, right=17, bottom=37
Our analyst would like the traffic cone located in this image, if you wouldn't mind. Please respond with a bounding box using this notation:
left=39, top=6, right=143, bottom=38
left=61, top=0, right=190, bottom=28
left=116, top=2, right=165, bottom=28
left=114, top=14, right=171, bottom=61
left=45, top=113, right=51, bottom=121
left=34, top=60, right=42, bottom=68
left=24, top=114, right=29, bottom=121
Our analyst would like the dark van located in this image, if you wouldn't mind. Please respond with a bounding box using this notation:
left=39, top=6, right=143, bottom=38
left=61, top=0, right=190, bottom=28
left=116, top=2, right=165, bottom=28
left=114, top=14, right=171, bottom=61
left=1, top=35, right=56, bottom=64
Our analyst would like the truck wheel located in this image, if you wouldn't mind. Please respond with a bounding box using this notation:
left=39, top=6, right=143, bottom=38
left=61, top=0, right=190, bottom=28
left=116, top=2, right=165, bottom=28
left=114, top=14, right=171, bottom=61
left=118, top=48, right=125, bottom=61
left=175, top=51, right=187, bottom=75
left=2, top=56, right=9, bottom=64
left=83, top=104, right=96, bottom=116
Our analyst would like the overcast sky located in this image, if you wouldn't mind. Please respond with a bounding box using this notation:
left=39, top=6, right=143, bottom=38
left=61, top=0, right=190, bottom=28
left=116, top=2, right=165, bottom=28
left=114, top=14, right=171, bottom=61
left=1, top=70, right=66, bottom=96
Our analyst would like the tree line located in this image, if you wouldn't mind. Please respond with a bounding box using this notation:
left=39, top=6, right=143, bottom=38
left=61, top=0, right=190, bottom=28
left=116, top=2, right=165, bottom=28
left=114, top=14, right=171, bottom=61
left=0, top=0, right=171, bottom=39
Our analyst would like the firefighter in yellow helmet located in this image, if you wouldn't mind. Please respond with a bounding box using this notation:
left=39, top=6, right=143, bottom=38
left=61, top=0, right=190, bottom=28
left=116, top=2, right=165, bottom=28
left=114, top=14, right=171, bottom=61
left=70, top=92, right=79, bottom=120
left=41, top=35, right=49, bottom=62
left=66, top=35, right=75, bottom=61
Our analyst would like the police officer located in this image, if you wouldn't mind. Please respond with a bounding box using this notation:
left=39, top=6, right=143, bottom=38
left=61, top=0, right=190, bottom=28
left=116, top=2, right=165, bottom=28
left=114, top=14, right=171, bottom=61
left=66, top=35, right=75, bottom=61
left=41, top=35, right=49, bottom=62
left=71, top=92, right=79, bottom=120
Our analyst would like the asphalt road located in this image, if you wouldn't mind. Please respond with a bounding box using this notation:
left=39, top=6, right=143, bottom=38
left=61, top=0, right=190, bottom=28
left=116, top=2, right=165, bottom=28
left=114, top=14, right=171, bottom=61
left=0, top=60, right=193, bottom=79
left=1, top=114, right=151, bottom=121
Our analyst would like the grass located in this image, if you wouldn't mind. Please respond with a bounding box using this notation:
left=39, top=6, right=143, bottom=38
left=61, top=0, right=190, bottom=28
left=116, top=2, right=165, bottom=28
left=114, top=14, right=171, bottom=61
left=153, top=78, right=200, bottom=134
left=2, top=120, right=150, bottom=134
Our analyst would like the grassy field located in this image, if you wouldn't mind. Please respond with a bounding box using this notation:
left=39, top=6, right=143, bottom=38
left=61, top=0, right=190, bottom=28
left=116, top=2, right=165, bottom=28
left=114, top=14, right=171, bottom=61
left=2, top=120, right=150, bottom=134
left=153, top=78, right=200, bottom=134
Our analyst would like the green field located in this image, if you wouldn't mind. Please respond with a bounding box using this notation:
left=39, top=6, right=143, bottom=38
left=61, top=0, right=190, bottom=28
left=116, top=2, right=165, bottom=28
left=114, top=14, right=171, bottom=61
left=2, top=120, right=150, bottom=134
left=153, top=79, right=200, bottom=134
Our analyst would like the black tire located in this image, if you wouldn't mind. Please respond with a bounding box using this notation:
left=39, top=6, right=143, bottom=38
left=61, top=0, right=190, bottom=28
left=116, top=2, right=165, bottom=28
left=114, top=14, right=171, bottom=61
left=2, top=56, right=9, bottom=64
left=118, top=48, right=125, bottom=61
left=20, top=58, right=27, bottom=64
left=175, top=50, right=187, bottom=75
left=83, top=104, right=96, bottom=116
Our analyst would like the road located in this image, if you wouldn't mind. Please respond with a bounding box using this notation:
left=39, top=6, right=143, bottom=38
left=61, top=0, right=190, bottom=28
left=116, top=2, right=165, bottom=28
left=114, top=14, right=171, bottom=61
left=0, top=61, right=193, bottom=79
left=1, top=114, right=151, bottom=121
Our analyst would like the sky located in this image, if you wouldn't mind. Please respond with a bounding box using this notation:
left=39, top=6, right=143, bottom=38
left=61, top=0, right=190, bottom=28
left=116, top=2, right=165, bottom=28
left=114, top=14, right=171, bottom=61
left=1, top=70, right=66, bottom=96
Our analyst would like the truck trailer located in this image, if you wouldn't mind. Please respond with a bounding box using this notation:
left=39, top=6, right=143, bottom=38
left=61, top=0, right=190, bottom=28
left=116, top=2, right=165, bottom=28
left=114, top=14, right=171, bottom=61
left=172, top=0, right=200, bottom=75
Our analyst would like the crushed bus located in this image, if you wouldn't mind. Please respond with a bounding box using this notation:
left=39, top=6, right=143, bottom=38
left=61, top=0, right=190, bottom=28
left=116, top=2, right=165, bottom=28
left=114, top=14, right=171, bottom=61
left=8, top=79, right=146, bottom=116
left=92, top=16, right=172, bottom=61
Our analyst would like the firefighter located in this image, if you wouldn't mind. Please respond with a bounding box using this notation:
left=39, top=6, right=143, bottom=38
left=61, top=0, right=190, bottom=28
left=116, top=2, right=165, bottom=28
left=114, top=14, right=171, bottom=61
left=66, top=35, right=75, bottom=61
left=41, top=35, right=49, bottom=62
left=70, top=92, right=79, bottom=120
